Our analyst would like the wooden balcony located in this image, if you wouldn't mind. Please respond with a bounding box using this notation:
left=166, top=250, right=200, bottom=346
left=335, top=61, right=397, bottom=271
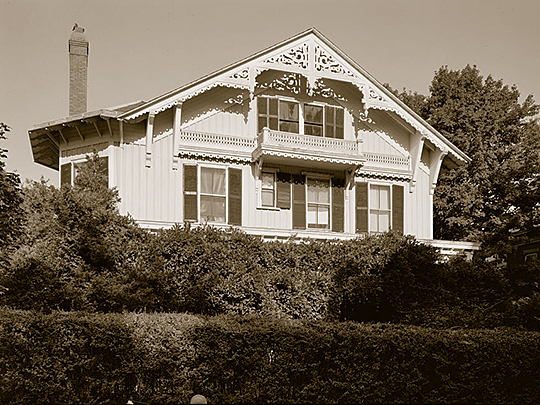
left=252, top=128, right=365, bottom=169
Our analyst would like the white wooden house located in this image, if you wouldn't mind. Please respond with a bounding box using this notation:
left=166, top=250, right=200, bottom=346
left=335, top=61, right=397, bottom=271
left=29, top=27, right=477, bottom=252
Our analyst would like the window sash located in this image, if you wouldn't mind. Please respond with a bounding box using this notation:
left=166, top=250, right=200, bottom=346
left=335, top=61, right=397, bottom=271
left=307, top=177, right=330, bottom=229
left=369, top=185, right=391, bottom=232
left=200, top=167, right=226, bottom=223
left=261, top=172, right=276, bottom=207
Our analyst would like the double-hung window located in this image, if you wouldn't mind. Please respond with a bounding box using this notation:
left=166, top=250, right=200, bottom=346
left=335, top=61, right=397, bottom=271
left=356, top=183, right=404, bottom=234
left=307, top=177, right=331, bottom=229
left=184, top=165, right=242, bottom=225
left=261, top=171, right=276, bottom=207
left=369, top=185, right=391, bottom=232
left=200, top=167, right=227, bottom=223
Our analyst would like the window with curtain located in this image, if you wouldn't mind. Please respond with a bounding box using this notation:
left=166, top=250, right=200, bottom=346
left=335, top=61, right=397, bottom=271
left=200, top=167, right=226, bottom=223
left=261, top=171, right=276, bottom=207
left=307, top=177, right=330, bottom=229
left=369, top=184, right=391, bottom=232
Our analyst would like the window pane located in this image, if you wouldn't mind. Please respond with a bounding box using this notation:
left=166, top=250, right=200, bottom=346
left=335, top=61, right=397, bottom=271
left=325, top=126, right=335, bottom=138
left=370, top=211, right=379, bottom=231
left=325, top=107, right=335, bottom=125
left=279, top=101, right=298, bottom=121
left=262, top=172, right=274, bottom=189
left=370, top=186, right=379, bottom=209
left=269, top=98, right=278, bottom=116
left=379, top=186, right=390, bottom=210
left=257, top=97, right=267, bottom=114
left=262, top=189, right=274, bottom=207
left=307, top=205, right=317, bottom=224
left=202, top=168, right=226, bottom=195
left=305, top=105, right=323, bottom=124
left=201, top=195, right=226, bottom=223
left=336, top=108, right=344, bottom=126
left=269, top=118, right=278, bottom=130
left=335, top=126, right=344, bottom=139
left=318, top=205, right=329, bottom=226
left=279, top=121, right=299, bottom=133
left=305, top=124, right=323, bottom=136
left=379, top=211, right=390, bottom=232
left=307, top=178, right=330, bottom=203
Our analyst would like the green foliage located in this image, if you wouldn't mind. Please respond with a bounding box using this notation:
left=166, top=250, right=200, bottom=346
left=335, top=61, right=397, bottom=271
left=1, top=152, right=150, bottom=312
left=0, top=123, right=24, bottom=270
left=2, top=309, right=540, bottom=405
left=426, top=65, right=539, bottom=244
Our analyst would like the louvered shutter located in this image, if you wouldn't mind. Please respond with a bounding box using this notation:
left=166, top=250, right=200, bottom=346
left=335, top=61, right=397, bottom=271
left=292, top=174, right=306, bottom=229
left=228, top=168, right=242, bottom=225
left=332, top=178, right=345, bottom=232
left=356, top=182, right=368, bottom=233
left=276, top=172, right=291, bottom=209
left=184, top=165, right=198, bottom=221
left=392, top=184, right=404, bottom=234
left=60, top=163, right=71, bottom=186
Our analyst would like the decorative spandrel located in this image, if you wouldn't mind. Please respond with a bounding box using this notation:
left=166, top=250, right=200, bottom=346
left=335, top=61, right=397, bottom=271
left=314, top=45, right=356, bottom=78
left=263, top=43, right=309, bottom=69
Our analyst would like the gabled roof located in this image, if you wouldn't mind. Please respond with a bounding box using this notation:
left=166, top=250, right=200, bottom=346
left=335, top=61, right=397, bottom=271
left=119, top=27, right=469, bottom=165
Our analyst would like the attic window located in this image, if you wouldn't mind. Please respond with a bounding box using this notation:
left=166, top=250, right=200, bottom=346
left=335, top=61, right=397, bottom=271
left=258, top=96, right=343, bottom=138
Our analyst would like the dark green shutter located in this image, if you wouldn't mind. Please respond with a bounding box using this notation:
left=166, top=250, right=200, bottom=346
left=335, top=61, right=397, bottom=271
left=292, top=174, right=305, bottom=229
left=60, top=163, right=71, bottom=186
left=332, top=178, right=345, bottom=232
left=228, top=168, right=242, bottom=225
left=184, top=165, right=198, bottom=221
left=356, top=182, right=368, bottom=233
left=276, top=172, right=291, bottom=209
left=392, top=184, right=404, bottom=234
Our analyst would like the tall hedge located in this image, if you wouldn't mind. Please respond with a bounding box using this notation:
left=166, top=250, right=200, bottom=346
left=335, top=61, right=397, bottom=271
left=2, top=308, right=540, bottom=404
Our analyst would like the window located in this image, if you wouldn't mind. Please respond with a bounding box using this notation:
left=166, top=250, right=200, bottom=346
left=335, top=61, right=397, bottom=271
left=200, top=167, right=226, bottom=223
left=304, top=104, right=323, bottom=136
left=369, top=185, right=391, bottom=232
left=325, top=105, right=344, bottom=139
left=307, top=178, right=330, bottom=229
left=279, top=100, right=299, bottom=133
left=60, top=156, right=109, bottom=188
left=258, top=97, right=278, bottom=133
left=356, top=183, right=404, bottom=234
left=183, top=165, right=243, bottom=225
left=261, top=172, right=276, bottom=207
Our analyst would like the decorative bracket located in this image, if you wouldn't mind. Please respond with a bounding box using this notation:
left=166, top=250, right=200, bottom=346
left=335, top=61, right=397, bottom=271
left=172, top=103, right=182, bottom=170
left=145, top=112, right=155, bottom=168
left=429, top=149, right=448, bottom=195
left=409, top=134, right=425, bottom=193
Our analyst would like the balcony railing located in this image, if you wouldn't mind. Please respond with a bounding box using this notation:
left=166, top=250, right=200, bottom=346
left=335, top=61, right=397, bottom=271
left=256, top=128, right=360, bottom=156
left=177, top=129, right=407, bottom=168
left=179, top=130, right=255, bottom=150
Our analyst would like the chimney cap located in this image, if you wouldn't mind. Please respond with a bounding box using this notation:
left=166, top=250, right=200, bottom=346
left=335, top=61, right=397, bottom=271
left=69, top=23, right=87, bottom=43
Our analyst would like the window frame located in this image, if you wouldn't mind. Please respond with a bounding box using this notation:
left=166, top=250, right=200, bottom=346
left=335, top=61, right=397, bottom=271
left=369, top=183, right=392, bottom=233
left=258, top=96, right=344, bottom=138
left=305, top=173, right=332, bottom=230
left=260, top=170, right=277, bottom=208
left=199, top=165, right=228, bottom=224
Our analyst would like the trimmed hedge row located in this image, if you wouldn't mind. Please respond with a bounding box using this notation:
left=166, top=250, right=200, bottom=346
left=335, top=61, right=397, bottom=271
left=2, top=308, right=540, bottom=404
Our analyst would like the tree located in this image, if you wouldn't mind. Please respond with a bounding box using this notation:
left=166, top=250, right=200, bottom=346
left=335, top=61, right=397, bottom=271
left=391, top=66, right=540, bottom=250
left=0, top=123, right=24, bottom=271
left=1, top=152, right=150, bottom=311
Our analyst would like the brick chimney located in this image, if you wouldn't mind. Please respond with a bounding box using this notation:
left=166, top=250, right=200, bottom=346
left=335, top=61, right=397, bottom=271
left=68, top=23, right=88, bottom=115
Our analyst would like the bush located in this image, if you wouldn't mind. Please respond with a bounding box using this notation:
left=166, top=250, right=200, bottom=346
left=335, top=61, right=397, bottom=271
left=2, top=309, right=540, bottom=405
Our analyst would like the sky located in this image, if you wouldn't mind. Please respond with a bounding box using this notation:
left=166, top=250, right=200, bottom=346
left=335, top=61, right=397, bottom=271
left=1, top=0, right=539, bottom=187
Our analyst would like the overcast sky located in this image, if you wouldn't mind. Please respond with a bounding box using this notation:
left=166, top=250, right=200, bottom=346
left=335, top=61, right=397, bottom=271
left=1, top=0, right=539, bottom=187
